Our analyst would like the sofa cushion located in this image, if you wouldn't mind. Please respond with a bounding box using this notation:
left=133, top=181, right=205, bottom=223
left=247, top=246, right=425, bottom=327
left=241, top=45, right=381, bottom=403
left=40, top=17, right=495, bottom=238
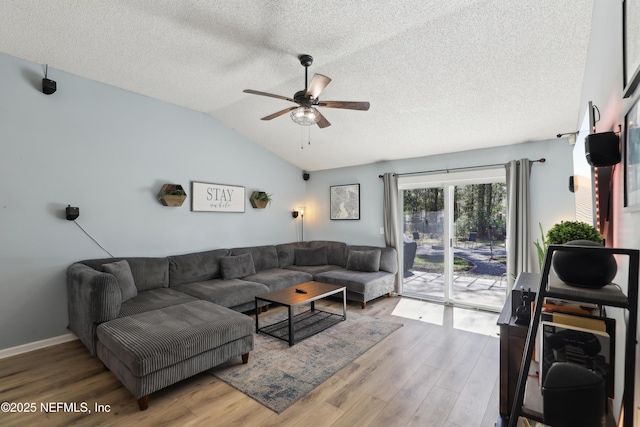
left=243, top=268, right=313, bottom=291
left=117, top=288, right=198, bottom=318
left=102, top=260, right=138, bottom=302
left=97, top=300, right=254, bottom=377
left=168, top=249, right=230, bottom=286
left=220, top=253, right=256, bottom=280
left=346, top=250, right=381, bottom=272
left=347, top=245, right=398, bottom=274
left=286, top=264, right=342, bottom=276
left=230, top=245, right=279, bottom=272
left=276, top=242, right=310, bottom=268
left=295, top=246, right=328, bottom=266
left=173, top=279, right=269, bottom=309
left=310, top=241, right=347, bottom=267
left=80, top=257, right=169, bottom=291
left=315, top=268, right=395, bottom=295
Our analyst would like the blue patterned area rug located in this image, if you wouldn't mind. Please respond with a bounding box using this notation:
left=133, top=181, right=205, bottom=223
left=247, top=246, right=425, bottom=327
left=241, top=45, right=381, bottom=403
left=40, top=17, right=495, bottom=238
left=210, top=311, right=402, bottom=413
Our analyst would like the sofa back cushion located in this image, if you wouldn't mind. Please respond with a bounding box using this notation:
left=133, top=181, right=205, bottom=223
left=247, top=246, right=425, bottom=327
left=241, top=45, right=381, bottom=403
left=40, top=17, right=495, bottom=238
left=309, top=241, right=347, bottom=267
left=230, top=245, right=279, bottom=272
left=80, top=257, right=169, bottom=291
left=346, top=249, right=381, bottom=272
left=346, top=245, right=398, bottom=274
left=276, top=242, right=310, bottom=268
left=102, top=259, right=138, bottom=302
left=220, top=253, right=257, bottom=279
left=295, top=246, right=329, bottom=266
left=168, top=249, right=230, bottom=286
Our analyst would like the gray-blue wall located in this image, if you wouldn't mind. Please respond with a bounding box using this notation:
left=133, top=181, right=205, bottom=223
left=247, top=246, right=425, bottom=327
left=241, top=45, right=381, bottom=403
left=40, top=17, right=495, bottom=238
left=305, top=139, right=576, bottom=254
left=0, top=52, right=306, bottom=350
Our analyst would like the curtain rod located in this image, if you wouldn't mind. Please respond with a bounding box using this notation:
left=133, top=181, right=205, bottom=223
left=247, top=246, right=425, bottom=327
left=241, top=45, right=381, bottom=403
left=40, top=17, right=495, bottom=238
left=378, top=158, right=545, bottom=178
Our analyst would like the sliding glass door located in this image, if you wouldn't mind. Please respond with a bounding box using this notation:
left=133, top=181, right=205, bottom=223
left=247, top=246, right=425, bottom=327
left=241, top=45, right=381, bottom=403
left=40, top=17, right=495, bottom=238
left=403, top=187, right=446, bottom=301
left=400, top=170, right=507, bottom=311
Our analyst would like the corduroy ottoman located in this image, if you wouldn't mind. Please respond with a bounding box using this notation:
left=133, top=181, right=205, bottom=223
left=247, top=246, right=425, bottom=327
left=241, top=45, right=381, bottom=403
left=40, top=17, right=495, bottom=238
left=96, top=300, right=254, bottom=410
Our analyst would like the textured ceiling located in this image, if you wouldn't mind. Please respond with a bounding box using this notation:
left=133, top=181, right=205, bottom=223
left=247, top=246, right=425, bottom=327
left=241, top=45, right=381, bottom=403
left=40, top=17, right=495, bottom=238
left=0, top=0, right=594, bottom=171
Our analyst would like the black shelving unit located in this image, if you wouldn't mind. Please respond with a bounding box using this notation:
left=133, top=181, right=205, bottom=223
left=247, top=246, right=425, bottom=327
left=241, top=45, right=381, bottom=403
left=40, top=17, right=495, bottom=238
left=508, top=244, right=639, bottom=427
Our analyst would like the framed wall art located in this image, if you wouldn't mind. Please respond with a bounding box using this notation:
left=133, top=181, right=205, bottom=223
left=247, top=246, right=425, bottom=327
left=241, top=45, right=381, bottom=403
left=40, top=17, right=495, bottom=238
left=623, top=0, right=640, bottom=97
left=330, top=184, right=360, bottom=220
left=624, top=98, right=640, bottom=208
left=191, top=181, right=245, bottom=212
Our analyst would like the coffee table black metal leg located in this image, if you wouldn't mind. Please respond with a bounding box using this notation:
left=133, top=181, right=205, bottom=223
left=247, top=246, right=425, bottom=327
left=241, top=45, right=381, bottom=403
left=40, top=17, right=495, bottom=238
left=255, top=298, right=260, bottom=333
left=310, top=300, right=315, bottom=312
left=288, top=306, right=294, bottom=346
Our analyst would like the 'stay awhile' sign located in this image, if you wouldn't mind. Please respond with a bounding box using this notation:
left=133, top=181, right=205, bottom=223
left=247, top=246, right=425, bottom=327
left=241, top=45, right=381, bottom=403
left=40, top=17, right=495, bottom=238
left=191, top=181, right=245, bottom=212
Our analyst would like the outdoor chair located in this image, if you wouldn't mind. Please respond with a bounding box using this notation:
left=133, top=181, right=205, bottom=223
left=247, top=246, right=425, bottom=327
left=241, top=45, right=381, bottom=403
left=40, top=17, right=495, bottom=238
left=465, top=232, right=478, bottom=248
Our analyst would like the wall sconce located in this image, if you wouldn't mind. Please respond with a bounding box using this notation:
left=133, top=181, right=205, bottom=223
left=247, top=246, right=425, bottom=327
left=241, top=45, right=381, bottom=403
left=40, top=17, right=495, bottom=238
left=292, top=207, right=305, bottom=217
left=292, top=207, right=305, bottom=241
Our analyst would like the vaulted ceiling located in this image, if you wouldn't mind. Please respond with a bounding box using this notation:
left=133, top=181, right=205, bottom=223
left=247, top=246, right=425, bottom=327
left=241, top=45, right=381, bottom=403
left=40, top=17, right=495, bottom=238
left=0, top=1, right=594, bottom=171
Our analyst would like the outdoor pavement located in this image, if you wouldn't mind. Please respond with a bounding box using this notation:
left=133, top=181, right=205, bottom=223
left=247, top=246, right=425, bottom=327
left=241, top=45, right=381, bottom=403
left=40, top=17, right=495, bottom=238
left=403, top=241, right=508, bottom=310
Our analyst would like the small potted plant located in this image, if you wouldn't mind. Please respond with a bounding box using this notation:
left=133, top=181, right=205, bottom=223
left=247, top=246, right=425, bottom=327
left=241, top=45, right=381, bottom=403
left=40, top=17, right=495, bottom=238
left=545, top=220, right=616, bottom=288
left=157, top=184, right=187, bottom=207
left=250, top=191, right=273, bottom=209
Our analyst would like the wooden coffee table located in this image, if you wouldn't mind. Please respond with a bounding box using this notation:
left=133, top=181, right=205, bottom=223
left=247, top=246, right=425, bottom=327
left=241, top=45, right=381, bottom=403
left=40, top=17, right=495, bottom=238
left=255, top=281, right=346, bottom=346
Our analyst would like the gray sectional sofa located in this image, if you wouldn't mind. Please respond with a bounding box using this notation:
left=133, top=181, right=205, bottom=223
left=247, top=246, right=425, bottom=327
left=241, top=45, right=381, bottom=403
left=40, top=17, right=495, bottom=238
left=67, top=240, right=397, bottom=409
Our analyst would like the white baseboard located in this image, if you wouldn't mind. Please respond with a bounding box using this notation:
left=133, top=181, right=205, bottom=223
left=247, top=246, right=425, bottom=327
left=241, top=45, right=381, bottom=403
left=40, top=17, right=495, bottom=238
left=0, top=333, right=78, bottom=360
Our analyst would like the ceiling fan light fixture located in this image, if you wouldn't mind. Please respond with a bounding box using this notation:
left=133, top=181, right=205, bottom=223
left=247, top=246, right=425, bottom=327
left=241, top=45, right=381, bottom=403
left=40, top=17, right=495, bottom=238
left=290, top=106, right=320, bottom=126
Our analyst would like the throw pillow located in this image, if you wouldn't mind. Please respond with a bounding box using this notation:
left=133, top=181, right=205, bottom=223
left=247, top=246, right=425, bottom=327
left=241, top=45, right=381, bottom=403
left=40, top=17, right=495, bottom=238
left=220, top=253, right=256, bottom=280
left=102, top=260, right=138, bottom=302
left=294, top=246, right=328, bottom=266
left=346, top=250, right=381, bottom=272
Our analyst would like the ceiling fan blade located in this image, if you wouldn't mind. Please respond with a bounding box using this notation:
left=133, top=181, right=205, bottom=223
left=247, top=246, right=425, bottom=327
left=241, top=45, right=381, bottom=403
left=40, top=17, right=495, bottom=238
left=243, top=89, right=296, bottom=104
left=315, top=110, right=331, bottom=128
left=261, top=107, right=297, bottom=121
left=305, top=74, right=331, bottom=99
left=317, top=100, right=370, bottom=111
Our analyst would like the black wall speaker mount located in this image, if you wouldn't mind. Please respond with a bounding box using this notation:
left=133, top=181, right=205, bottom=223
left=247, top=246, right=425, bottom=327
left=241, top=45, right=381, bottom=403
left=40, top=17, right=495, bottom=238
left=585, top=131, right=620, bottom=167
left=42, top=64, right=56, bottom=95
left=303, top=171, right=310, bottom=181
left=42, top=78, right=56, bottom=95
left=66, top=205, right=79, bottom=221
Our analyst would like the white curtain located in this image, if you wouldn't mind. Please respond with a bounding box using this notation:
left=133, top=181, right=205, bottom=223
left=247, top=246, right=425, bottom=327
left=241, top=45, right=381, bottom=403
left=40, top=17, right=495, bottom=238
left=506, top=159, right=533, bottom=288
left=383, top=172, right=402, bottom=294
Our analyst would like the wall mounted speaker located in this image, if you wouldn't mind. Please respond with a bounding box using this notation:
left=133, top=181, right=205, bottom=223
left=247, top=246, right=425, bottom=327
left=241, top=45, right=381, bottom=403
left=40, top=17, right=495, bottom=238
left=66, top=205, right=79, bottom=221
left=302, top=172, right=310, bottom=181
left=585, top=131, right=620, bottom=167
left=42, top=78, right=57, bottom=95
left=568, top=176, right=575, bottom=193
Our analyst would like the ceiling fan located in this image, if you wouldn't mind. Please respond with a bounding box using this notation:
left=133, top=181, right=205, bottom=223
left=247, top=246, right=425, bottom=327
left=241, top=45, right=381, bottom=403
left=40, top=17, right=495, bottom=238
left=243, top=54, right=370, bottom=128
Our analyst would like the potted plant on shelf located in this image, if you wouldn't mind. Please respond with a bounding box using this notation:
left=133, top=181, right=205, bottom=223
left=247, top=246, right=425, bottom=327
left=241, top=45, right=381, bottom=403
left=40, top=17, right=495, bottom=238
left=250, top=191, right=273, bottom=209
left=543, top=220, right=616, bottom=288
left=157, top=184, right=187, bottom=207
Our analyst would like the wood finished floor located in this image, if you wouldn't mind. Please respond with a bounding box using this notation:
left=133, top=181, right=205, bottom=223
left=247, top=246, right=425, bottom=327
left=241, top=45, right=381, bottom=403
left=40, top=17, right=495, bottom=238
left=0, top=297, right=501, bottom=427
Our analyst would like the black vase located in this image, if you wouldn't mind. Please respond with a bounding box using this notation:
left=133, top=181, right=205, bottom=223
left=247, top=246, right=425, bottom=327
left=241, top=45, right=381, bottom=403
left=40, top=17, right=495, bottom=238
left=552, top=240, right=617, bottom=288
